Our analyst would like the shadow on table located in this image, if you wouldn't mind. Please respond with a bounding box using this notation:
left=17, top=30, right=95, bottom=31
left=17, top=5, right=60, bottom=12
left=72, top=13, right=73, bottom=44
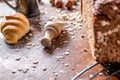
left=7, top=15, right=42, bottom=49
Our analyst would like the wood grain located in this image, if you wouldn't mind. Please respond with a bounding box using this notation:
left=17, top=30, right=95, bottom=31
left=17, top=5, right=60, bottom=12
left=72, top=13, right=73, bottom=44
left=0, top=1, right=114, bottom=80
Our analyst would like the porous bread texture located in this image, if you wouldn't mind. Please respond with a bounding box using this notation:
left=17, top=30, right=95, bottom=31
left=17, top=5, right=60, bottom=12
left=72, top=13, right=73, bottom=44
left=82, top=0, right=120, bottom=63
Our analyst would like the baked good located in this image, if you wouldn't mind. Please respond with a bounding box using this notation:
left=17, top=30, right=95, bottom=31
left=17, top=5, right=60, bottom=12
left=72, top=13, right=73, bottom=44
left=82, top=0, right=120, bottom=63
left=0, top=13, right=30, bottom=44
left=55, top=0, right=63, bottom=8
left=65, top=0, right=73, bottom=10
left=50, top=0, right=55, bottom=6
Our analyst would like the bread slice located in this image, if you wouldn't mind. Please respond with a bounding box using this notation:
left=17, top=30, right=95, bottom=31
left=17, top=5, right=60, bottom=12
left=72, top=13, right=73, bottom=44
left=82, top=0, right=120, bottom=63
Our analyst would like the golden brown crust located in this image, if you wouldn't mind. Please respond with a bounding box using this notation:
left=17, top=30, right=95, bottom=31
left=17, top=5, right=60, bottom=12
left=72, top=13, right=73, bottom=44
left=55, top=0, right=63, bottom=8
left=65, top=0, right=73, bottom=9
left=0, top=13, right=30, bottom=44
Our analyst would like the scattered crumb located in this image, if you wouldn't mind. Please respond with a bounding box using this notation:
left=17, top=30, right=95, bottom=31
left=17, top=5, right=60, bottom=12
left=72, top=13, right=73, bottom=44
left=99, top=72, right=103, bottom=76
left=29, top=33, right=33, bottom=37
left=25, top=36, right=29, bottom=39
left=71, top=36, right=75, bottom=39
left=25, top=67, right=29, bottom=71
left=32, top=65, right=37, bottom=68
left=33, top=61, right=39, bottom=64
left=43, top=68, right=47, bottom=71
left=35, top=43, right=40, bottom=46
left=37, top=35, right=40, bottom=37
left=89, top=74, right=93, bottom=78
left=26, top=46, right=31, bottom=49
left=18, top=68, right=22, bottom=71
left=32, top=43, right=36, bottom=46
left=56, top=56, right=63, bottom=59
left=27, top=43, right=32, bottom=46
left=59, top=70, right=64, bottom=73
left=15, top=56, right=21, bottom=61
left=15, top=49, right=19, bottom=52
left=63, top=41, right=68, bottom=44
left=12, top=70, right=16, bottom=74
left=54, top=72, right=58, bottom=76
left=64, top=63, right=69, bottom=67
left=84, top=49, right=88, bottom=52
left=71, top=67, right=75, bottom=70
left=49, top=77, right=57, bottom=80
left=22, top=69, right=28, bottom=73
left=81, top=35, right=84, bottom=38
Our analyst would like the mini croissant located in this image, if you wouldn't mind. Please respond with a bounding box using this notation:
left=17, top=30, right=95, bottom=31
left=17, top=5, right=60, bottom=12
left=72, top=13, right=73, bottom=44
left=0, top=13, right=30, bottom=44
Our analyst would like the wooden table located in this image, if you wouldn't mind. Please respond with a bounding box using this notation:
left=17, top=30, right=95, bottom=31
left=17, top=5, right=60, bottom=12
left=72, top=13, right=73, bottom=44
left=0, top=1, right=115, bottom=80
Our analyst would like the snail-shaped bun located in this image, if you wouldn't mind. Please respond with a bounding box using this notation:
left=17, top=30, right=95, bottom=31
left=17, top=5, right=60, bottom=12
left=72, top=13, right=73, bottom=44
left=0, top=13, right=30, bottom=44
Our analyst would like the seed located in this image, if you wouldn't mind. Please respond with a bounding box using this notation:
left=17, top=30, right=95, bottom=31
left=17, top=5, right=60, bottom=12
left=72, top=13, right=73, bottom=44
left=71, top=36, right=75, bottom=39
left=49, top=77, right=57, bottom=80
left=66, top=49, right=70, bottom=51
left=99, top=72, right=103, bottom=76
left=24, top=79, right=28, bottom=80
left=89, top=74, right=93, bottom=78
left=37, top=35, right=40, bottom=37
left=18, top=68, right=22, bottom=71
left=63, top=51, right=70, bottom=55
left=77, top=26, right=81, bottom=30
left=59, top=70, right=64, bottom=73
left=43, top=68, right=47, bottom=71
left=22, top=69, right=28, bottom=73
left=16, top=49, right=19, bottom=52
left=32, top=43, right=35, bottom=46
left=26, top=46, right=31, bottom=49
left=54, top=72, right=58, bottom=76
left=72, top=67, right=75, bottom=70
left=12, top=70, right=16, bottom=74
left=27, top=43, right=32, bottom=46
left=15, top=56, right=21, bottom=61
left=25, top=67, right=29, bottom=71
left=64, top=64, right=69, bottom=67
left=64, top=41, right=68, bottom=44
left=33, top=61, right=39, bottom=64
left=52, top=71, right=56, bottom=74
left=84, top=49, right=88, bottom=52
left=29, top=33, right=33, bottom=37
left=81, top=35, right=84, bottom=38
left=67, top=28, right=74, bottom=32
left=56, top=56, right=63, bottom=59
left=35, top=43, right=40, bottom=46
left=32, top=65, right=37, bottom=68
left=25, top=36, right=29, bottom=39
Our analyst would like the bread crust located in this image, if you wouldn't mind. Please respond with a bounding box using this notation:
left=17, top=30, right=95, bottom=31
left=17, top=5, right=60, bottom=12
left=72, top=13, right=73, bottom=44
left=82, top=0, right=120, bottom=63
left=0, top=13, right=30, bottom=44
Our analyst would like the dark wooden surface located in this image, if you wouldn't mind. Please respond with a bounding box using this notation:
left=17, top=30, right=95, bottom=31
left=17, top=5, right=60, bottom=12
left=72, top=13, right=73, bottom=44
left=0, top=1, right=116, bottom=80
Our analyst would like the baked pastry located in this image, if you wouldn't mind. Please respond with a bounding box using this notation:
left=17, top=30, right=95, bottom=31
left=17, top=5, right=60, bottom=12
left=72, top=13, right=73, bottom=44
left=55, top=0, right=63, bottom=8
left=0, top=13, right=30, bottom=44
left=65, top=0, right=73, bottom=10
left=50, top=0, right=55, bottom=6
left=82, top=0, right=120, bottom=63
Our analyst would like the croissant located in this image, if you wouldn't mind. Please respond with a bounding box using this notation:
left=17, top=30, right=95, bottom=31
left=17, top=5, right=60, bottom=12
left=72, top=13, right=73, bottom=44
left=0, top=13, right=30, bottom=44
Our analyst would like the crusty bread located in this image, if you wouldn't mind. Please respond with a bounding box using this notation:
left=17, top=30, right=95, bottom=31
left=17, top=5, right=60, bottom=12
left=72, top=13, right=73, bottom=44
left=82, top=0, right=120, bottom=63
left=0, top=13, right=30, bottom=44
